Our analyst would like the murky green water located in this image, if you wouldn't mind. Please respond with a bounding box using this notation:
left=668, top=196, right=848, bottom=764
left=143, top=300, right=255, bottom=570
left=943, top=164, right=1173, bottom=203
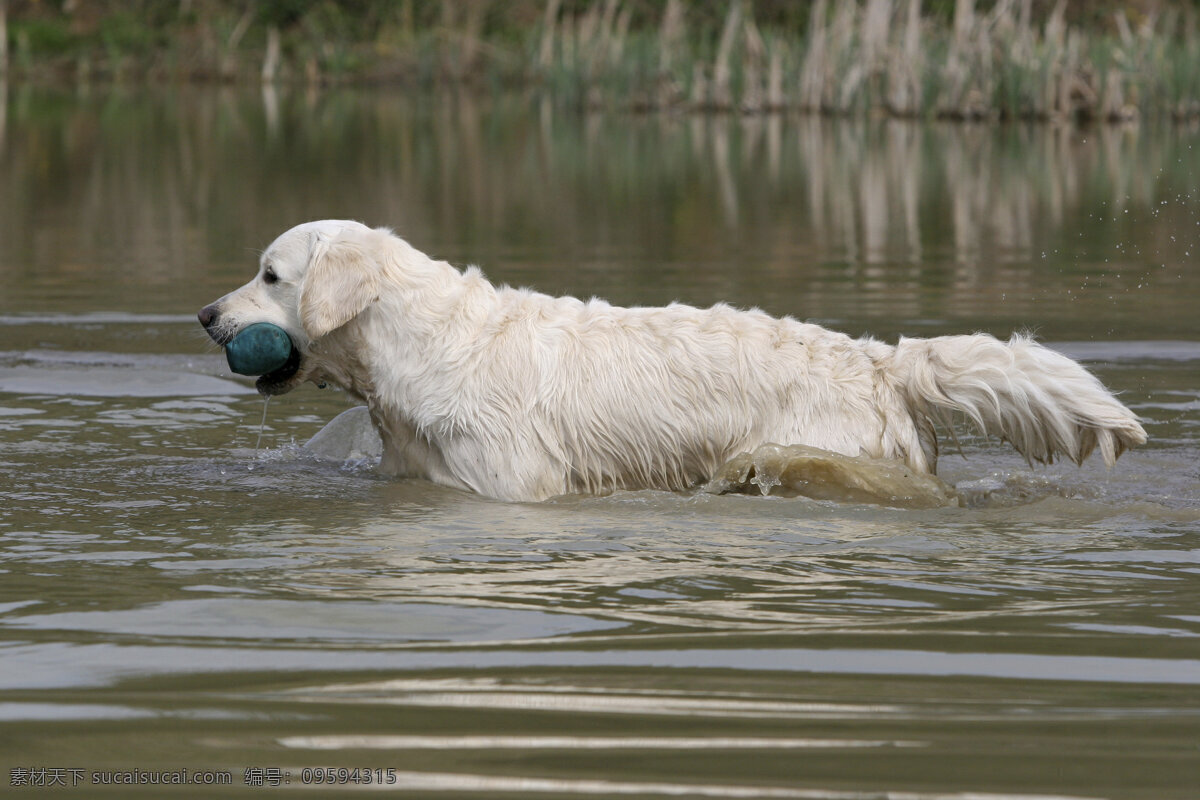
left=1, top=85, right=1199, bottom=798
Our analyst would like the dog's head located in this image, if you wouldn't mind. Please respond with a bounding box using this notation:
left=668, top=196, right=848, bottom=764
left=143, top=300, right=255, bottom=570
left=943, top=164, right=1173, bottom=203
left=198, top=219, right=388, bottom=395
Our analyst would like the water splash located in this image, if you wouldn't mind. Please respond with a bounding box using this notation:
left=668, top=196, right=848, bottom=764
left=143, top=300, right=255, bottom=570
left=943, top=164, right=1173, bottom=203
left=706, top=443, right=958, bottom=509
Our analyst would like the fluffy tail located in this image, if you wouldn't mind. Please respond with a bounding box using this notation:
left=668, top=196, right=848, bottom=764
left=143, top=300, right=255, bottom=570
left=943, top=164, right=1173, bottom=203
left=890, top=333, right=1146, bottom=468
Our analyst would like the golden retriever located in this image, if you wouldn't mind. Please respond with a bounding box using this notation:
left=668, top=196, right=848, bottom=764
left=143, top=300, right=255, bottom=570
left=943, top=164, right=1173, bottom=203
left=199, top=220, right=1146, bottom=502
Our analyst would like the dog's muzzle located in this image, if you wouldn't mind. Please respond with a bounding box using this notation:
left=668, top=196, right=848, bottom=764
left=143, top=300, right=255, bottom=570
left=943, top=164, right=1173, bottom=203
left=198, top=304, right=304, bottom=395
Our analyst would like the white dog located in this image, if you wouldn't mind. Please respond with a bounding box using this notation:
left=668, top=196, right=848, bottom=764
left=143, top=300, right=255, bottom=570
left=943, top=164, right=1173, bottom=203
left=199, top=220, right=1146, bottom=502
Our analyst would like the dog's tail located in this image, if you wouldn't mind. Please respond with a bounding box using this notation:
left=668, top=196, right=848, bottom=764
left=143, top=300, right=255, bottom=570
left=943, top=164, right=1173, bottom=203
left=889, top=333, right=1146, bottom=468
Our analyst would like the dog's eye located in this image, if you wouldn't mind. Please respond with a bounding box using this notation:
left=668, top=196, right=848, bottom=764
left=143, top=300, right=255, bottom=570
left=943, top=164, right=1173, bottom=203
left=263, top=267, right=279, bottom=285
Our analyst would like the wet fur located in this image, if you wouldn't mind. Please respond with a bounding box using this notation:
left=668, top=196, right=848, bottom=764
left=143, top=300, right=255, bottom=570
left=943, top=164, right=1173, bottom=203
left=200, top=220, right=1147, bottom=502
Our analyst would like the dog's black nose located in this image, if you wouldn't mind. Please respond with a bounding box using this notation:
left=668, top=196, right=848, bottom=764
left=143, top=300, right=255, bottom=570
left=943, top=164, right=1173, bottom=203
left=198, top=305, right=218, bottom=328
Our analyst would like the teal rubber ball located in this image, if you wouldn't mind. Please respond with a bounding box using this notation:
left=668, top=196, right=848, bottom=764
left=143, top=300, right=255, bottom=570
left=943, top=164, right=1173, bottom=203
left=225, top=323, right=294, bottom=376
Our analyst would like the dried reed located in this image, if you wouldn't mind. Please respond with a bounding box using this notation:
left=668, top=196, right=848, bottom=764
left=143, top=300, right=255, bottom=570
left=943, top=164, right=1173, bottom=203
left=532, top=0, right=1200, bottom=121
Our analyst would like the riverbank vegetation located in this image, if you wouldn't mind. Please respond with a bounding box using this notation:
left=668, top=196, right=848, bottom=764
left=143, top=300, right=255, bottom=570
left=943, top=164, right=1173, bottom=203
left=2, top=1, right=1198, bottom=121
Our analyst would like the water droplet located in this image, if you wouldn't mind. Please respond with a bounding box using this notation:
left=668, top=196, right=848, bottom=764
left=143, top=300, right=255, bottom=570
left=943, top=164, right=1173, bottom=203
left=256, top=396, right=272, bottom=452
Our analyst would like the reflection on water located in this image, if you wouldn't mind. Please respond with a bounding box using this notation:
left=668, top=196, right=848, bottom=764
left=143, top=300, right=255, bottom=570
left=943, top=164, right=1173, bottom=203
left=1, top=85, right=1199, bottom=798
left=1, top=84, right=1198, bottom=340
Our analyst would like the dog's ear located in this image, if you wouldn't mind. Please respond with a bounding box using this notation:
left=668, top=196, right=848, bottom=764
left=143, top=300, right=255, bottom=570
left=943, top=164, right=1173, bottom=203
left=298, top=228, right=383, bottom=340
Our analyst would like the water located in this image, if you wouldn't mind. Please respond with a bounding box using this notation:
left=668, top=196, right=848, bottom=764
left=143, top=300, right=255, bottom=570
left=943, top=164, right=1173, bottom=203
left=1, top=85, right=1199, bottom=798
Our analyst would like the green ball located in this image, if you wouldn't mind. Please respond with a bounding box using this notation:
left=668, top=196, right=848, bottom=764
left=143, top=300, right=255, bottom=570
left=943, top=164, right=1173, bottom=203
left=225, top=323, right=294, bottom=376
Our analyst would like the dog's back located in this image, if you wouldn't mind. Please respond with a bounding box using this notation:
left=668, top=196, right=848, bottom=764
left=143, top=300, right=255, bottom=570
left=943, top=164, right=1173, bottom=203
left=430, top=286, right=1145, bottom=499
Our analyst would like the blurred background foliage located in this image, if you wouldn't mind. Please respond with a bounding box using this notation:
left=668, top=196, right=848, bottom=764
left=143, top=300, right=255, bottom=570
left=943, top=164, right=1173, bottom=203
left=1, top=1, right=1197, bottom=119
